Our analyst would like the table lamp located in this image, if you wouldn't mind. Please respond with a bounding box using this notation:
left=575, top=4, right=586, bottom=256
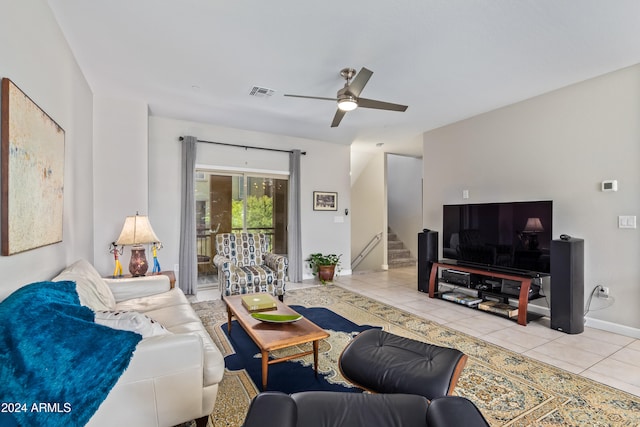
left=115, top=213, right=160, bottom=276
left=523, top=217, right=544, bottom=250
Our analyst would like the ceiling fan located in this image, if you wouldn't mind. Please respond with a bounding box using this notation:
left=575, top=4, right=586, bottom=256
left=284, top=67, right=408, bottom=128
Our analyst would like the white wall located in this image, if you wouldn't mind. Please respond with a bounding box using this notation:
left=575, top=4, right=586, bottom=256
left=148, top=116, right=352, bottom=280
left=92, top=96, right=149, bottom=275
left=351, top=152, right=386, bottom=271
left=423, top=64, right=640, bottom=334
left=387, top=154, right=422, bottom=258
left=0, top=0, right=94, bottom=300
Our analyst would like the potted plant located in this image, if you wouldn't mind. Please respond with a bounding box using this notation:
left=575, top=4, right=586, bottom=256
left=306, top=253, right=342, bottom=284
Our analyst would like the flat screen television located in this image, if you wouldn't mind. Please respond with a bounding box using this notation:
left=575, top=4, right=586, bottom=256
left=442, top=200, right=552, bottom=275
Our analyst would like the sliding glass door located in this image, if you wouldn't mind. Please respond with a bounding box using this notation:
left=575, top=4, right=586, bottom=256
left=195, top=170, right=288, bottom=287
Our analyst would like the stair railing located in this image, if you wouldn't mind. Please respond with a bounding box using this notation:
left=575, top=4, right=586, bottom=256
left=351, top=232, right=383, bottom=269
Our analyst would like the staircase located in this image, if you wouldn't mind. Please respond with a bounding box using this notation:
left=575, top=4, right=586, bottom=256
left=387, top=229, right=416, bottom=269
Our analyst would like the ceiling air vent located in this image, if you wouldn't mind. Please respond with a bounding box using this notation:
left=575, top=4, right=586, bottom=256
left=249, top=86, right=275, bottom=98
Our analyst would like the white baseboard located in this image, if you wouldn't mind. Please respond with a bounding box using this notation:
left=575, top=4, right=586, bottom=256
left=527, top=304, right=640, bottom=338
left=521, top=302, right=640, bottom=339
left=526, top=304, right=550, bottom=317
left=301, top=270, right=352, bottom=282
left=584, top=317, right=640, bottom=339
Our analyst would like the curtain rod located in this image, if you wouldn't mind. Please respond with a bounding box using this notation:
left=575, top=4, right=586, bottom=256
left=179, top=136, right=306, bottom=155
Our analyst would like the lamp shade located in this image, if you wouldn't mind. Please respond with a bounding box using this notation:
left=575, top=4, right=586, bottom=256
left=115, top=214, right=160, bottom=246
left=115, top=214, right=160, bottom=277
left=523, top=217, right=544, bottom=233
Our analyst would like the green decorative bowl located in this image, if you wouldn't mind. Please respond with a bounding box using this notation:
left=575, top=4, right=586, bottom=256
left=251, top=313, right=303, bottom=323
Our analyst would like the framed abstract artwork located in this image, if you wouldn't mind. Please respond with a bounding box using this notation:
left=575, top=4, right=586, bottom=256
left=313, top=191, right=337, bottom=211
left=1, top=78, right=65, bottom=255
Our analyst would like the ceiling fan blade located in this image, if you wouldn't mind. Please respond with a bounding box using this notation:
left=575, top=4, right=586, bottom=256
left=348, top=67, right=373, bottom=97
left=331, top=109, right=347, bottom=127
left=284, top=94, right=338, bottom=101
left=357, top=98, right=408, bottom=112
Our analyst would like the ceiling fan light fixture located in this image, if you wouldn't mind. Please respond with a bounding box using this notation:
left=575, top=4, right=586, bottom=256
left=284, top=67, right=407, bottom=127
left=337, top=97, right=358, bottom=111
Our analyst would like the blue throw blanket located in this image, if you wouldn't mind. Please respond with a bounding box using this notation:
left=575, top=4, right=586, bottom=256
left=0, top=281, right=142, bottom=427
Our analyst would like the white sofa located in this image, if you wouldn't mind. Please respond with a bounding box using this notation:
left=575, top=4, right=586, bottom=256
left=53, top=259, right=224, bottom=427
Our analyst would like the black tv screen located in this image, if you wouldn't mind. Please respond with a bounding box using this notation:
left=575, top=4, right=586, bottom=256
left=442, top=200, right=552, bottom=274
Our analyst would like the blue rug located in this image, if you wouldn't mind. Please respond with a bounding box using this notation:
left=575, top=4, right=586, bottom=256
left=222, top=305, right=376, bottom=393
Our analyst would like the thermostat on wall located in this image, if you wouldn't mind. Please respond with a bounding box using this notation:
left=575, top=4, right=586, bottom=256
left=601, top=180, right=618, bottom=192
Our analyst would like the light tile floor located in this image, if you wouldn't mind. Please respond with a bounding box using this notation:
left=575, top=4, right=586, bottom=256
left=196, top=267, right=640, bottom=397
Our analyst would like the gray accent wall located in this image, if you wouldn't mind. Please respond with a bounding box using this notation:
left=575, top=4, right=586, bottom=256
left=423, top=64, right=640, bottom=335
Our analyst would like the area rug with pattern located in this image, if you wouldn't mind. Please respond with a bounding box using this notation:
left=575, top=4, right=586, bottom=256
left=192, top=286, right=640, bottom=427
left=222, top=304, right=375, bottom=394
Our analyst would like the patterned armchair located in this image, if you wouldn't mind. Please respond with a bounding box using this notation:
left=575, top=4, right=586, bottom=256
left=214, top=233, right=288, bottom=300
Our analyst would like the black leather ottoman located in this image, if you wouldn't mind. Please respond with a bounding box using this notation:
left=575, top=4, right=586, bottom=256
left=241, top=391, right=490, bottom=427
left=339, top=329, right=468, bottom=400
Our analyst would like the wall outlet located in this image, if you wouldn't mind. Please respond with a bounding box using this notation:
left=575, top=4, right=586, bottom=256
left=598, top=286, right=609, bottom=298
left=174, top=264, right=180, bottom=272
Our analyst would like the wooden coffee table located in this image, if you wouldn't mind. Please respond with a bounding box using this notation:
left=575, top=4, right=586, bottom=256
left=224, top=293, right=330, bottom=390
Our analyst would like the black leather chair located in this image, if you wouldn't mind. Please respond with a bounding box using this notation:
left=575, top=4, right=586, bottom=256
left=241, top=391, right=490, bottom=427
left=339, top=329, right=468, bottom=400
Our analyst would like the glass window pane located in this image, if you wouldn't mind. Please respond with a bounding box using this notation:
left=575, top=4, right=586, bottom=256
left=231, top=175, right=244, bottom=232
left=246, top=177, right=274, bottom=233
left=195, top=169, right=288, bottom=287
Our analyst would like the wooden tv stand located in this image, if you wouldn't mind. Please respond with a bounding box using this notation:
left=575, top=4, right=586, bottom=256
left=429, top=262, right=538, bottom=326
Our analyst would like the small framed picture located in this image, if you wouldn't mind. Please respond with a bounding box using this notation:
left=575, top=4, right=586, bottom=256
left=313, top=191, right=337, bottom=211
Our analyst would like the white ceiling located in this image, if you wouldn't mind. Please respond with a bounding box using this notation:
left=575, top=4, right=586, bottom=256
left=47, top=0, right=640, bottom=157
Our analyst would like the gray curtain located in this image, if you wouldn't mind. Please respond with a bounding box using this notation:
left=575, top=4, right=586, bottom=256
left=288, top=149, right=302, bottom=282
left=179, top=136, right=198, bottom=295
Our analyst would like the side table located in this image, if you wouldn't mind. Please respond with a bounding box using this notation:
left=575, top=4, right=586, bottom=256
left=108, top=270, right=176, bottom=289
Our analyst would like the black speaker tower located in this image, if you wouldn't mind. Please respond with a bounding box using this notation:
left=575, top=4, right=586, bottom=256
left=550, top=237, right=584, bottom=334
left=417, top=229, right=438, bottom=293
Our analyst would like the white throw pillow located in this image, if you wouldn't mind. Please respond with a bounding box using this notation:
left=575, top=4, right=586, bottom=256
left=53, top=259, right=116, bottom=311
left=94, top=310, right=170, bottom=338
